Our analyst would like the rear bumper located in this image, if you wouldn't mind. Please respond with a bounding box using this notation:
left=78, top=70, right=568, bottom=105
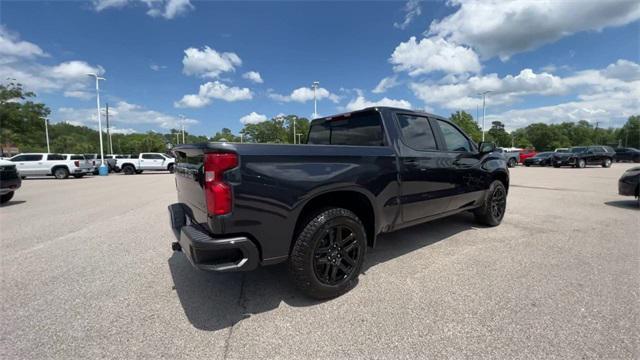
left=168, top=203, right=259, bottom=272
left=0, top=177, right=21, bottom=194
left=618, top=179, right=638, bottom=197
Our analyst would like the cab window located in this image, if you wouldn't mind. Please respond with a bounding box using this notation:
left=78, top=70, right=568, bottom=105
left=436, top=120, right=472, bottom=152
left=397, top=114, right=437, bottom=150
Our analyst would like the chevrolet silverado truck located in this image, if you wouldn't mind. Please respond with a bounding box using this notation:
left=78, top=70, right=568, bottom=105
left=115, top=153, right=176, bottom=175
left=168, top=107, right=510, bottom=299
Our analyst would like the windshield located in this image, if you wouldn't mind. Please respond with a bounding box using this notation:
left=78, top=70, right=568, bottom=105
left=570, top=147, right=587, bottom=153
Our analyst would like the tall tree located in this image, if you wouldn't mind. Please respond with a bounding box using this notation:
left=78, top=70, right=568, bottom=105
left=0, top=82, right=51, bottom=153
left=449, top=111, right=482, bottom=143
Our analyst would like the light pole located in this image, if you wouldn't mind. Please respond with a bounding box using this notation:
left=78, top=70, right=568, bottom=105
left=179, top=114, right=186, bottom=144
left=88, top=73, right=108, bottom=175
left=478, top=91, right=491, bottom=142
left=44, top=118, right=50, bottom=153
left=312, top=81, right=319, bottom=118
left=292, top=115, right=297, bottom=144
left=297, top=133, right=302, bottom=144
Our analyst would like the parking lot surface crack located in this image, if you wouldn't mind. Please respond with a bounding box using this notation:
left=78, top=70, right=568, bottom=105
left=222, top=273, right=247, bottom=360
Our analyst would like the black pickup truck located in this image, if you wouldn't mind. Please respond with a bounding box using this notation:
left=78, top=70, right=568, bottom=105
left=169, top=107, right=509, bottom=298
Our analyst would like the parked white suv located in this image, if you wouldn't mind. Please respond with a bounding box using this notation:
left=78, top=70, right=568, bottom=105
left=9, top=153, right=93, bottom=179
left=115, top=153, right=176, bottom=175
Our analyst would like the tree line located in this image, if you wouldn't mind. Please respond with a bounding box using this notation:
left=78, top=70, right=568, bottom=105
left=1, top=81, right=638, bottom=156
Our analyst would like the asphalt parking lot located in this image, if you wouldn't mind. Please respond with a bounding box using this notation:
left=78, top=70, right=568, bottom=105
left=1, top=164, right=638, bottom=359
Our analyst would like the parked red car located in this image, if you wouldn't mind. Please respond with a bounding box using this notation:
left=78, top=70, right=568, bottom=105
left=519, top=149, right=537, bottom=163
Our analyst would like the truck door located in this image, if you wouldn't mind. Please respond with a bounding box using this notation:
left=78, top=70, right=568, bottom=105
left=431, top=119, right=486, bottom=211
left=140, top=154, right=163, bottom=169
left=396, top=114, right=454, bottom=223
left=10, top=154, right=43, bottom=176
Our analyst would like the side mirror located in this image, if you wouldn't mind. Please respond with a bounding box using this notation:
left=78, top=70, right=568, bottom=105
left=478, top=142, right=496, bottom=154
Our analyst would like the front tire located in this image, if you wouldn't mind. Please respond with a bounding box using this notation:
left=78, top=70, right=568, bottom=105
left=507, top=158, right=517, bottom=168
left=474, top=180, right=507, bottom=226
left=289, top=208, right=367, bottom=299
left=576, top=159, right=586, bottom=168
left=602, top=158, right=612, bottom=168
left=168, top=164, right=175, bottom=174
left=0, top=191, right=14, bottom=204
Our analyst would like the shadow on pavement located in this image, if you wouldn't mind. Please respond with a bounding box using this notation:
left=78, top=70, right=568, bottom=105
left=0, top=200, right=26, bottom=207
left=604, top=200, right=639, bottom=210
left=168, top=212, right=478, bottom=331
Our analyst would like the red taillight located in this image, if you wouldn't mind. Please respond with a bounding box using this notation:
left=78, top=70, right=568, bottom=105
left=74, top=160, right=80, bottom=167
left=204, top=153, right=238, bottom=215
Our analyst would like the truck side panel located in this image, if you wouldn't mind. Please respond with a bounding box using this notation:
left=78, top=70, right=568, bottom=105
left=174, top=144, right=400, bottom=263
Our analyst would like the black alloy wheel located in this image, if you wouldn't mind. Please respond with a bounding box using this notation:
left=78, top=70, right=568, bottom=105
left=313, top=224, right=362, bottom=286
left=474, top=180, right=507, bottom=226
left=490, top=186, right=507, bottom=220
left=289, top=207, right=367, bottom=299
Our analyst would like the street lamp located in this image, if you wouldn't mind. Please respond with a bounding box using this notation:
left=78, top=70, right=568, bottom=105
left=44, top=118, right=50, bottom=153
left=88, top=73, right=108, bottom=176
left=179, top=114, right=186, bottom=144
left=311, top=81, right=320, bottom=118
left=477, top=91, right=492, bottom=142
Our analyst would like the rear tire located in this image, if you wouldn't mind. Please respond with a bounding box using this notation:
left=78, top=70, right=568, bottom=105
left=289, top=207, right=366, bottom=299
left=0, top=191, right=14, bottom=204
left=507, top=158, right=517, bottom=168
left=602, top=158, right=612, bottom=168
left=576, top=159, right=586, bottom=168
left=53, top=167, right=69, bottom=179
left=474, top=180, right=507, bottom=226
left=123, top=165, right=135, bottom=175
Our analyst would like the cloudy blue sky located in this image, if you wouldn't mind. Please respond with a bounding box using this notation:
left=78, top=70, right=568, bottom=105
left=1, top=0, right=639, bottom=135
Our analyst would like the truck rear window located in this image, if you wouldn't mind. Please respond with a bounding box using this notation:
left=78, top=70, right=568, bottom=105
left=307, top=111, right=384, bottom=146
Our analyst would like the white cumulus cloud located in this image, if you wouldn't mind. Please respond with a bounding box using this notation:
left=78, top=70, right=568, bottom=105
left=268, top=86, right=340, bottom=103
left=427, top=0, right=640, bottom=60
left=372, top=76, right=399, bottom=94
left=394, top=0, right=422, bottom=30
left=175, top=81, right=253, bottom=108
left=242, top=71, right=263, bottom=84
left=0, top=26, right=48, bottom=59
left=240, top=112, right=268, bottom=125
left=345, top=95, right=412, bottom=111
left=56, top=101, right=198, bottom=130
left=182, top=46, right=242, bottom=78
left=390, top=36, right=481, bottom=76
left=93, top=0, right=194, bottom=19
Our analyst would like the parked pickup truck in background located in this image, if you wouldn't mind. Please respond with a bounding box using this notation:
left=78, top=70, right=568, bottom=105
left=495, top=147, right=520, bottom=168
left=115, top=153, right=176, bottom=175
left=168, top=107, right=510, bottom=299
left=9, top=153, right=92, bottom=179
left=0, top=159, right=21, bottom=204
left=85, top=153, right=117, bottom=174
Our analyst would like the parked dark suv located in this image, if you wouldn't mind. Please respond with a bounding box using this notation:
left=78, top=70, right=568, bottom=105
left=552, top=146, right=615, bottom=168
left=614, top=147, right=640, bottom=163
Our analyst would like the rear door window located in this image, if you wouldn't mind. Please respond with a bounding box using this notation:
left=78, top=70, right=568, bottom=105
left=308, top=111, right=384, bottom=146
left=47, top=154, right=65, bottom=161
left=396, top=114, right=437, bottom=150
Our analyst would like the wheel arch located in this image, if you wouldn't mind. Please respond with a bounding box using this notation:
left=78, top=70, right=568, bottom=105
left=50, top=165, right=69, bottom=175
left=292, top=188, right=377, bottom=251
left=493, top=169, right=509, bottom=192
